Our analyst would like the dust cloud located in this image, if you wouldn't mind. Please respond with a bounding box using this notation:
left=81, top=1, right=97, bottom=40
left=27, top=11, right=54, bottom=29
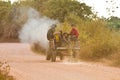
left=19, top=8, right=58, bottom=49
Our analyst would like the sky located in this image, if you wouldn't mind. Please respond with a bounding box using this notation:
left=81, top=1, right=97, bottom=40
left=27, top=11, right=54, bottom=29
left=10, top=0, right=19, bottom=4
left=9, top=0, right=120, bottom=18
left=79, top=0, right=120, bottom=18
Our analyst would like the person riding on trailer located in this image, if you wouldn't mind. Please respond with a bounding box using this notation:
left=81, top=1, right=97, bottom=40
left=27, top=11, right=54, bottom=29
left=62, top=32, right=70, bottom=45
left=47, top=24, right=56, bottom=41
left=53, top=31, right=62, bottom=48
left=70, top=24, right=79, bottom=41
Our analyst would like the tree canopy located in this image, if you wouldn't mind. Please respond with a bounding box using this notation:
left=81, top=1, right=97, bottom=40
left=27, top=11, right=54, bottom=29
left=43, top=0, right=93, bottom=22
left=107, top=16, right=120, bottom=29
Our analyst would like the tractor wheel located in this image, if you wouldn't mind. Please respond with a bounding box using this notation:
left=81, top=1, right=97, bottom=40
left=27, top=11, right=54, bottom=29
left=51, top=50, right=57, bottom=62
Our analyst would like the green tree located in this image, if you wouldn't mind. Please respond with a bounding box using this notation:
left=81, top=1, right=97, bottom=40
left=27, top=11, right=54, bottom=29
left=16, top=0, right=48, bottom=15
left=44, top=0, right=93, bottom=22
left=107, top=16, right=120, bottom=29
left=0, top=1, right=12, bottom=36
left=0, top=1, right=12, bottom=22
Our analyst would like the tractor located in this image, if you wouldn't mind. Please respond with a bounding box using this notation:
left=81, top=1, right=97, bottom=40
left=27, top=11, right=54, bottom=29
left=46, top=32, right=80, bottom=62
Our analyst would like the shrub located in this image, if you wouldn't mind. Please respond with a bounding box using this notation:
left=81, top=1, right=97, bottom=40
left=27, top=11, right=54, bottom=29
left=31, top=43, right=46, bottom=54
left=2, top=23, right=20, bottom=39
left=0, top=61, right=15, bottom=80
left=110, top=52, right=120, bottom=67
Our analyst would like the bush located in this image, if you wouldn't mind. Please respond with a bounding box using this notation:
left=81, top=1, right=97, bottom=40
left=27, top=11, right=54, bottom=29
left=110, top=52, right=120, bottom=67
left=105, top=32, right=120, bottom=67
left=3, top=23, right=20, bottom=39
left=31, top=43, right=46, bottom=54
left=0, top=61, right=15, bottom=80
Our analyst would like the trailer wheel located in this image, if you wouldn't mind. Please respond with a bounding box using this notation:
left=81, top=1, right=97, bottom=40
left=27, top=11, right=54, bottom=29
left=73, top=50, right=79, bottom=59
left=46, top=50, right=52, bottom=60
left=60, top=53, right=63, bottom=60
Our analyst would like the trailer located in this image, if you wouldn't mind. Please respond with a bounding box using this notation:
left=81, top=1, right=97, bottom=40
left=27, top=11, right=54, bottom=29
left=46, top=39, right=80, bottom=62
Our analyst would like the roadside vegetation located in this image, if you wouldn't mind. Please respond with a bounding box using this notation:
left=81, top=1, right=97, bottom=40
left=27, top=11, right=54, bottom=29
left=0, top=61, right=15, bottom=80
left=0, top=0, right=120, bottom=67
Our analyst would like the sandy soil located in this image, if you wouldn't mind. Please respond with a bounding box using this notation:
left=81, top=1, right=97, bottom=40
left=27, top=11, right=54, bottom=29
left=0, top=43, right=120, bottom=80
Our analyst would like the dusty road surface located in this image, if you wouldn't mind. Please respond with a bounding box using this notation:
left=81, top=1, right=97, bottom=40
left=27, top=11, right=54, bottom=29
left=0, top=43, right=120, bottom=80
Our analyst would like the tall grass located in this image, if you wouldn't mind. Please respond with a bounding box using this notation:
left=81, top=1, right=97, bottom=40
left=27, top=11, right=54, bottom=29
left=78, top=20, right=118, bottom=60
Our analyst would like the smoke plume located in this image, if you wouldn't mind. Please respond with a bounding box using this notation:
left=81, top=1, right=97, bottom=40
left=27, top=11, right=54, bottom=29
left=19, top=8, right=58, bottom=49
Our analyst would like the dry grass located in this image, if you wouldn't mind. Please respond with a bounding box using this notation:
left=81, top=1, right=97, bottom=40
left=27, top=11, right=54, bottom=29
left=106, top=51, right=120, bottom=67
left=0, top=61, right=15, bottom=80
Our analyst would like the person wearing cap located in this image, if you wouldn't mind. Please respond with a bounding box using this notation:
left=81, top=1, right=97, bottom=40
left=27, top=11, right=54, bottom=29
left=46, top=24, right=57, bottom=60
left=69, top=24, right=79, bottom=58
left=47, top=24, right=56, bottom=40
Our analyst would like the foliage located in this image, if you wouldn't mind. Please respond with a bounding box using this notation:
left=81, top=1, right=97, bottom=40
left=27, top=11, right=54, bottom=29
left=0, top=0, right=93, bottom=41
left=43, top=0, right=93, bottom=22
left=0, top=1, right=21, bottom=40
left=0, top=61, right=15, bottom=80
left=109, top=52, right=120, bottom=67
left=107, top=16, right=120, bottom=29
left=0, top=1, right=12, bottom=22
left=79, top=21, right=119, bottom=60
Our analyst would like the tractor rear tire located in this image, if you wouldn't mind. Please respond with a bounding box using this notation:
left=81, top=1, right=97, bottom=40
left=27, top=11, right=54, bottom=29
left=51, top=50, right=56, bottom=62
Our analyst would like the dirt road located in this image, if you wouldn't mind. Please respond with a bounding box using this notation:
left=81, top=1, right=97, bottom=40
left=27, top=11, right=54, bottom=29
left=0, top=43, right=120, bottom=80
